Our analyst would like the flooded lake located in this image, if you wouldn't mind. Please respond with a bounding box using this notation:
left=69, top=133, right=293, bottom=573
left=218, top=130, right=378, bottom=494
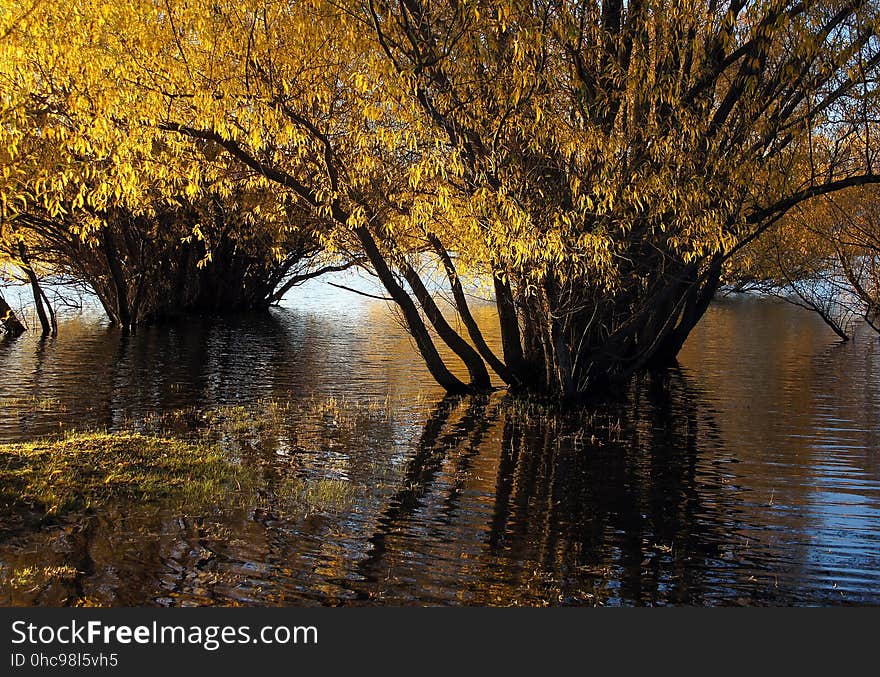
left=1, top=281, right=879, bottom=606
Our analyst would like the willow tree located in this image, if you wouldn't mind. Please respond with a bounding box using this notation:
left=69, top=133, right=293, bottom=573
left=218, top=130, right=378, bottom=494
left=827, top=187, right=880, bottom=332
left=729, top=185, right=880, bottom=338
left=357, top=0, right=880, bottom=395
left=5, top=0, right=880, bottom=394
left=0, top=1, right=342, bottom=329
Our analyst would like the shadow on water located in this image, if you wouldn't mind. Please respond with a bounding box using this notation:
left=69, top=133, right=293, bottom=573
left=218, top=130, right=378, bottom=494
left=348, top=371, right=754, bottom=606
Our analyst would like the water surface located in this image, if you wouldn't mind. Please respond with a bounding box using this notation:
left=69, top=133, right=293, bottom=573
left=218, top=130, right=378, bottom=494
left=0, top=282, right=878, bottom=606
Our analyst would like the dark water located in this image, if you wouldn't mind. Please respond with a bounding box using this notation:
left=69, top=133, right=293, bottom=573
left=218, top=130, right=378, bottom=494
left=1, top=281, right=879, bottom=606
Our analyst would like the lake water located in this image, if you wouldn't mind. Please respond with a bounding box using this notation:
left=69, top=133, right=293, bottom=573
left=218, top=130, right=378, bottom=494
left=1, top=280, right=879, bottom=606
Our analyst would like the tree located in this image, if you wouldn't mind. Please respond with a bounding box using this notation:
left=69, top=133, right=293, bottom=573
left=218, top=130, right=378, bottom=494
left=0, top=2, right=343, bottom=329
left=728, top=185, right=880, bottom=338
left=4, top=0, right=880, bottom=395
left=11, top=187, right=345, bottom=327
left=360, top=0, right=880, bottom=394
left=823, top=186, right=880, bottom=333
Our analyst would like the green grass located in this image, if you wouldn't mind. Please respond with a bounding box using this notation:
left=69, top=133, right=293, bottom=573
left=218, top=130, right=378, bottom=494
left=0, top=431, right=245, bottom=515
left=276, top=477, right=355, bottom=516
left=0, top=395, right=407, bottom=521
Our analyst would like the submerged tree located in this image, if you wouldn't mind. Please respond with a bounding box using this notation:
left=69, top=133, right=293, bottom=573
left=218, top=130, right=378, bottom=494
left=0, top=6, right=342, bottom=329
left=729, top=185, right=880, bottom=339
left=818, top=187, right=880, bottom=333
left=3, top=0, right=880, bottom=393
left=12, top=190, right=343, bottom=327
left=359, top=0, right=880, bottom=394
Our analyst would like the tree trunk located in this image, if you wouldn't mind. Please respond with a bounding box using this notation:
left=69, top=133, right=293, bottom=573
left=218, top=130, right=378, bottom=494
left=491, top=256, right=726, bottom=398
left=101, top=228, right=132, bottom=328
left=353, top=225, right=470, bottom=394
left=650, top=256, right=723, bottom=366
left=516, top=290, right=554, bottom=393
left=18, top=242, right=53, bottom=336
left=493, top=274, right=525, bottom=384
left=397, top=258, right=492, bottom=390
left=428, top=234, right=512, bottom=384
left=38, top=284, right=58, bottom=335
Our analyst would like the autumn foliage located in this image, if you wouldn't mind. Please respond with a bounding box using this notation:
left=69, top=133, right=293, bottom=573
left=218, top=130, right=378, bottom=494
left=728, top=185, right=880, bottom=339
left=2, top=1, right=880, bottom=395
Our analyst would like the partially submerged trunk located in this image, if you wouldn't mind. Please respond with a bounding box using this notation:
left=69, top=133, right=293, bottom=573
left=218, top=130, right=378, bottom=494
left=359, top=232, right=725, bottom=399
left=0, top=292, right=26, bottom=336
left=503, top=259, right=725, bottom=396
left=43, top=207, right=329, bottom=329
left=353, top=224, right=471, bottom=394
left=18, top=242, right=56, bottom=336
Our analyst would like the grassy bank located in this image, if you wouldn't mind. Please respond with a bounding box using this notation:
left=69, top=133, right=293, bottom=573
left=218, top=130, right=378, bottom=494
left=0, top=432, right=244, bottom=515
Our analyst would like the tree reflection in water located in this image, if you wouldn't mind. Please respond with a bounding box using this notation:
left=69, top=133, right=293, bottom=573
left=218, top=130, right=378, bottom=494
left=351, top=371, right=746, bottom=606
